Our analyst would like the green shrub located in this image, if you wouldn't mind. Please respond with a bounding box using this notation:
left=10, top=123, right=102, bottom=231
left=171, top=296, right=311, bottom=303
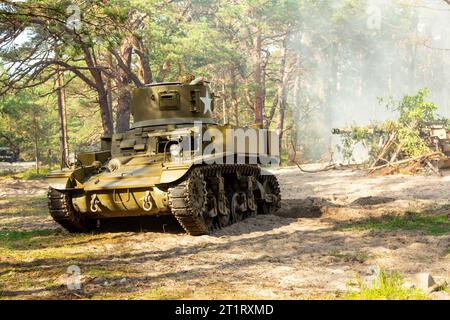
left=343, top=211, right=450, bottom=236
left=345, top=270, right=429, bottom=300
left=14, top=167, right=50, bottom=180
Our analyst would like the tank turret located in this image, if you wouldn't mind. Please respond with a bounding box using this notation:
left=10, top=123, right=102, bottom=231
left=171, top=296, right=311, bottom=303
left=131, top=81, right=215, bottom=128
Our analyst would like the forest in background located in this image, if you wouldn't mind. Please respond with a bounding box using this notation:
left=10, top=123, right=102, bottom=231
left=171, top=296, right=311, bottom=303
left=0, top=0, right=449, bottom=168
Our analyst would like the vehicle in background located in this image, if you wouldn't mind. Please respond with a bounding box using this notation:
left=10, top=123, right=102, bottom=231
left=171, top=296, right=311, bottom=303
left=0, top=147, right=18, bottom=163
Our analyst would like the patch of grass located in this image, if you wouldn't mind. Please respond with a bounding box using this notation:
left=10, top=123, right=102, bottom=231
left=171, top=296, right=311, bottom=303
left=328, top=250, right=369, bottom=263
left=0, top=229, right=59, bottom=249
left=0, top=169, right=16, bottom=178
left=14, top=168, right=50, bottom=180
left=280, top=151, right=289, bottom=166
left=0, top=226, right=139, bottom=299
left=87, top=267, right=131, bottom=279
left=90, top=285, right=192, bottom=300
left=140, top=286, right=188, bottom=299
left=345, top=270, right=429, bottom=300
left=0, top=167, right=52, bottom=180
left=341, top=211, right=450, bottom=236
left=0, top=195, right=47, bottom=217
left=440, top=283, right=449, bottom=293
left=437, top=204, right=450, bottom=210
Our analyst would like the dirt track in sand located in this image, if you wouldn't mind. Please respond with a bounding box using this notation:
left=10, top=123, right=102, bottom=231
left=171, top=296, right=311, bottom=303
left=0, top=167, right=449, bottom=299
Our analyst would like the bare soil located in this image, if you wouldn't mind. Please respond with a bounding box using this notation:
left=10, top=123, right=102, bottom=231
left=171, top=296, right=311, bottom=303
left=0, top=166, right=449, bottom=299
left=0, top=178, right=48, bottom=199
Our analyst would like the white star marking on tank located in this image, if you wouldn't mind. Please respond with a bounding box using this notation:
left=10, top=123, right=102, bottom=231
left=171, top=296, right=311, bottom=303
left=201, top=88, right=212, bottom=114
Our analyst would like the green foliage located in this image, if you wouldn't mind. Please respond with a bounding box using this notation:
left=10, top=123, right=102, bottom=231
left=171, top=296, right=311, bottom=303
left=1, top=1, right=449, bottom=165
left=337, top=125, right=379, bottom=163
left=342, top=212, right=450, bottom=236
left=0, top=229, right=58, bottom=249
left=345, top=270, right=429, bottom=300
left=337, top=89, right=441, bottom=163
left=396, top=126, right=430, bottom=157
left=397, top=88, right=437, bottom=125
left=14, top=167, right=51, bottom=180
left=0, top=89, right=57, bottom=162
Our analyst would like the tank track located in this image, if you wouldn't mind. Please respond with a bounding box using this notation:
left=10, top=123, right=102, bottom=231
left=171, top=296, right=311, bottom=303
left=168, top=164, right=281, bottom=236
left=47, top=188, right=95, bottom=233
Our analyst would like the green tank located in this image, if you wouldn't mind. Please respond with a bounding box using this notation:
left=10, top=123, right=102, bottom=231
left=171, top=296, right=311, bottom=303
left=47, top=79, right=281, bottom=235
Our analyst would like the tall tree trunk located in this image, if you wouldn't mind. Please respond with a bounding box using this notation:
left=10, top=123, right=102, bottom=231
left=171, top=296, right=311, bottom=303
left=276, top=49, right=290, bottom=151
left=82, top=46, right=114, bottom=136
left=32, top=110, right=39, bottom=174
left=106, top=52, right=114, bottom=122
left=229, top=65, right=239, bottom=126
left=250, top=28, right=264, bottom=127
left=157, top=61, right=170, bottom=82
left=267, top=35, right=289, bottom=128
left=115, top=44, right=133, bottom=133
left=133, top=36, right=153, bottom=84
left=56, top=67, right=69, bottom=168
left=291, top=57, right=301, bottom=163
left=98, top=89, right=114, bottom=136
left=221, top=80, right=228, bottom=124
left=324, top=42, right=338, bottom=143
left=276, top=87, right=288, bottom=147
left=116, top=85, right=131, bottom=133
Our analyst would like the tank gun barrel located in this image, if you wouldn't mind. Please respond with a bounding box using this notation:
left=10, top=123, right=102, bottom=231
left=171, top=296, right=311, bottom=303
left=332, top=127, right=386, bottom=135
left=331, top=128, right=351, bottom=135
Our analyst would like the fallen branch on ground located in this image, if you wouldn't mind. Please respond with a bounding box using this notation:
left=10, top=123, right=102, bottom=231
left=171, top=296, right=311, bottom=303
left=367, top=152, right=443, bottom=176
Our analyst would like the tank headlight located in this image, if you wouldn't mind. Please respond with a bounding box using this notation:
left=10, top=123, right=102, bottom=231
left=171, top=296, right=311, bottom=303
left=108, top=158, right=121, bottom=172
left=170, top=143, right=181, bottom=157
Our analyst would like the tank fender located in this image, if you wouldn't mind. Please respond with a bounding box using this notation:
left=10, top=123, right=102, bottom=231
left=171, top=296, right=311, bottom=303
left=46, top=170, right=74, bottom=190
left=159, top=163, right=193, bottom=184
left=47, top=165, right=94, bottom=190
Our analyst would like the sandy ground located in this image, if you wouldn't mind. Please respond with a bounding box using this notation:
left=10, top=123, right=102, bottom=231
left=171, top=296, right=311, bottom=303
left=0, top=178, right=48, bottom=198
left=0, top=162, right=36, bottom=174
left=0, top=166, right=449, bottom=299
left=278, top=165, right=450, bottom=219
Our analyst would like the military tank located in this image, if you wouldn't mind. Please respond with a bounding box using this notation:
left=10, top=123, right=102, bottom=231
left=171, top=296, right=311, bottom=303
left=47, top=79, right=281, bottom=235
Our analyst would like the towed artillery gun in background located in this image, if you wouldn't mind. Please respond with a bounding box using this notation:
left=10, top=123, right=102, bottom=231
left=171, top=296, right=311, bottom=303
left=332, top=122, right=450, bottom=170
left=332, top=123, right=450, bottom=156
left=47, top=79, right=281, bottom=235
left=331, top=127, right=385, bottom=136
left=419, top=123, right=450, bottom=156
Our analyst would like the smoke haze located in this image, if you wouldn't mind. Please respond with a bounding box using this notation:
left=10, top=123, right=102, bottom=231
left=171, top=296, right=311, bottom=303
left=291, top=0, right=450, bottom=161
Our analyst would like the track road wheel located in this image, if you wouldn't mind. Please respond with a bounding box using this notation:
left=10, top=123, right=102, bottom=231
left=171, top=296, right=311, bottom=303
left=217, top=197, right=231, bottom=228
left=187, top=170, right=214, bottom=233
left=170, top=168, right=212, bottom=235
left=260, top=175, right=281, bottom=215
left=230, top=192, right=245, bottom=222
left=47, top=188, right=96, bottom=233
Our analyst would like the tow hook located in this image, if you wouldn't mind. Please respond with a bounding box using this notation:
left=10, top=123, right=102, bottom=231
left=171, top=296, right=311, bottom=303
left=142, top=191, right=153, bottom=211
left=90, top=194, right=100, bottom=212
